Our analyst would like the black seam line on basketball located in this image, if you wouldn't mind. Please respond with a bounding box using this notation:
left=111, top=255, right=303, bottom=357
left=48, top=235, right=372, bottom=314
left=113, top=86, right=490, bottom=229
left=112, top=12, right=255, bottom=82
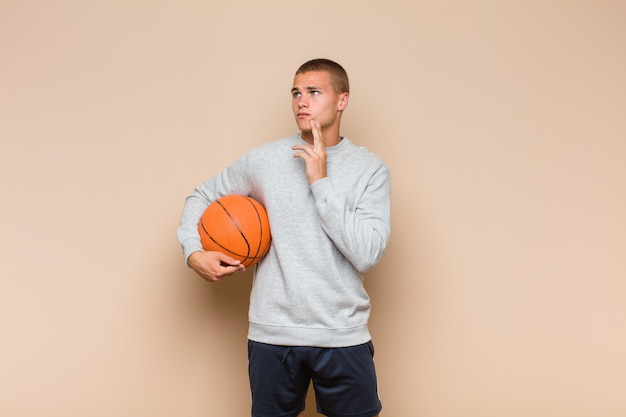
left=214, top=199, right=251, bottom=257
left=242, top=196, right=266, bottom=258
left=198, top=220, right=249, bottom=259
left=201, top=221, right=261, bottom=261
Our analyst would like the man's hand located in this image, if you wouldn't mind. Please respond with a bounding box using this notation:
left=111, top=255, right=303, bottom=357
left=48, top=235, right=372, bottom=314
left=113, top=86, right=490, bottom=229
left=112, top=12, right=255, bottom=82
left=187, top=250, right=245, bottom=282
left=291, top=120, right=327, bottom=185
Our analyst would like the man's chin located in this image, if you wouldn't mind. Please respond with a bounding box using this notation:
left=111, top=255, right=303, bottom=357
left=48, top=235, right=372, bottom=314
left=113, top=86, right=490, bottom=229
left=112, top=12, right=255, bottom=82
left=296, top=121, right=312, bottom=132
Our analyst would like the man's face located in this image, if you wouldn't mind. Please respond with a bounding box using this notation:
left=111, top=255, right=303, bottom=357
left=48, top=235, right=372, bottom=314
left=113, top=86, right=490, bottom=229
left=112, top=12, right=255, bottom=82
left=291, top=71, right=347, bottom=134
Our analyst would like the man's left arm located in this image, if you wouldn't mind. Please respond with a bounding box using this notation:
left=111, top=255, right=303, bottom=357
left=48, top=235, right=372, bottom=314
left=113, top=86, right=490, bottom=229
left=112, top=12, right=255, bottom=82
left=312, top=166, right=391, bottom=273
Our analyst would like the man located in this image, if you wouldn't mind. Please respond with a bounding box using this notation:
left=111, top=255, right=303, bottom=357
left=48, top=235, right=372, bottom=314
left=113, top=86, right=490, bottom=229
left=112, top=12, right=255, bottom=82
left=177, top=58, right=390, bottom=417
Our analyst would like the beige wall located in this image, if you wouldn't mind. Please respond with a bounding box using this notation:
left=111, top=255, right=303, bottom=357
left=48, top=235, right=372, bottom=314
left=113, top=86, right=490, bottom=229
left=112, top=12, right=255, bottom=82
left=2, top=1, right=625, bottom=416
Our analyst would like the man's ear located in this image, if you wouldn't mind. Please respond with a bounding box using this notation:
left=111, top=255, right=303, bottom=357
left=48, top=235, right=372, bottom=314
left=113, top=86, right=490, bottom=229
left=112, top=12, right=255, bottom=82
left=338, top=93, right=349, bottom=112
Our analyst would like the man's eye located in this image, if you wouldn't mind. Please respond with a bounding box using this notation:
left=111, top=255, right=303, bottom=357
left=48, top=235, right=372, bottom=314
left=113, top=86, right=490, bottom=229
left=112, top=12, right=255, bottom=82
left=292, top=92, right=301, bottom=98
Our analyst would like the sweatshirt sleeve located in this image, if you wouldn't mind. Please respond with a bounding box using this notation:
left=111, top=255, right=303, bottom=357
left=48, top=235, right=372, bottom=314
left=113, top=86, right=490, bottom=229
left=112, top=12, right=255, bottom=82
left=310, top=163, right=391, bottom=274
left=176, top=153, right=253, bottom=264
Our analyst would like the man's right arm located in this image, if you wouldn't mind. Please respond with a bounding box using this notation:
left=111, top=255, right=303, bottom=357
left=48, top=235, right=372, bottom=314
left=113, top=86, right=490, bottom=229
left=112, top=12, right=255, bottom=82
left=187, top=250, right=245, bottom=282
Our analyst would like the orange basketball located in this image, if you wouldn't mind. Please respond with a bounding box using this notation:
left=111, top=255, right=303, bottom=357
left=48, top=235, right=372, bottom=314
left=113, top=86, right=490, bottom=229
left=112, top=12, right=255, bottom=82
left=198, top=195, right=271, bottom=268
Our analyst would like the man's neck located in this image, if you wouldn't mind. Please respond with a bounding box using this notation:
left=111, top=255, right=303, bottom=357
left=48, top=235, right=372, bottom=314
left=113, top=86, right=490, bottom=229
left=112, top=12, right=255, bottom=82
left=301, top=128, right=342, bottom=147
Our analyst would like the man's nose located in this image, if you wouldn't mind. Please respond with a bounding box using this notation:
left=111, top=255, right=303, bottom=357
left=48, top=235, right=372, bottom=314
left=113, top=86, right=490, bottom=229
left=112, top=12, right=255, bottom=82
left=297, top=98, right=308, bottom=108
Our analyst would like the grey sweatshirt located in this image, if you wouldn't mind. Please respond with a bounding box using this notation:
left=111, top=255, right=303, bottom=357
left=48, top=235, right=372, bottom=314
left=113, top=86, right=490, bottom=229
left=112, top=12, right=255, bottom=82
left=177, top=133, right=391, bottom=347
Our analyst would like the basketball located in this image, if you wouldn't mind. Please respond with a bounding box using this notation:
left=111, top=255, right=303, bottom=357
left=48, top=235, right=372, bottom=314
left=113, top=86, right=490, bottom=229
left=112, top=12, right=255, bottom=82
left=198, top=195, right=271, bottom=268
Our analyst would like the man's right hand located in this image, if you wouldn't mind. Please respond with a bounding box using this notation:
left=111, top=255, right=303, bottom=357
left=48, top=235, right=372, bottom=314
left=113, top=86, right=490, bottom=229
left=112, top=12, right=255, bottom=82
left=187, top=251, right=245, bottom=282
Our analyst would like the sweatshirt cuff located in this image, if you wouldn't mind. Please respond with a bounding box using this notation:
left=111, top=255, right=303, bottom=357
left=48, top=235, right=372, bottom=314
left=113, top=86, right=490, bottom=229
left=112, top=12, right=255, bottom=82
left=310, top=177, right=332, bottom=203
left=182, top=239, right=204, bottom=264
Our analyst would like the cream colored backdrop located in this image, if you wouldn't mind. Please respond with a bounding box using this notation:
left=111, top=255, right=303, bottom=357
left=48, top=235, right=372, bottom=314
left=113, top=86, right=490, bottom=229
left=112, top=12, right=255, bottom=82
left=1, top=1, right=625, bottom=416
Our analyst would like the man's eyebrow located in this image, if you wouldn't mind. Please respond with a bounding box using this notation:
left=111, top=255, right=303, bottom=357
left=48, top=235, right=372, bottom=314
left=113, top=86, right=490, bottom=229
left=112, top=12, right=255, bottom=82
left=291, top=85, right=323, bottom=93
